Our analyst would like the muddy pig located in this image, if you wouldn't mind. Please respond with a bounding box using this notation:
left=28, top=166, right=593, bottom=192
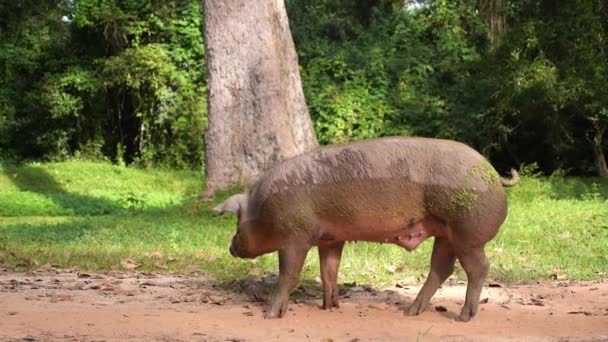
left=213, top=137, right=518, bottom=321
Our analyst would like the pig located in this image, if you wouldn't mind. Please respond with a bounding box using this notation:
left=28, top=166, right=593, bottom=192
left=213, top=137, right=518, bottom=322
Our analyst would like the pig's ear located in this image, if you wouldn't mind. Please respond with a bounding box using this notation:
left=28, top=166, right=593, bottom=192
left=212, top=194, right=247, bottom=215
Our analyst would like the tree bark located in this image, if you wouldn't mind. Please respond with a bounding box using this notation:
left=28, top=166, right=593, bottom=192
left=591, top=117, right=608, bottom=177
left=202, top=0, right=318, bottom=198
left=479, top=0, right=506, bottom=47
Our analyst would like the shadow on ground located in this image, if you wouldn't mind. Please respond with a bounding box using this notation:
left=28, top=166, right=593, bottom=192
left=2, top=165, right=121, bottom=215
left=208, top=274, right=421, bottom=318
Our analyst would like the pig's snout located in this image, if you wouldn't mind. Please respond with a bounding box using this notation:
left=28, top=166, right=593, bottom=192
left=229, top=243, right=238, bottom=257
left=229, top=235, right=242, bottom=257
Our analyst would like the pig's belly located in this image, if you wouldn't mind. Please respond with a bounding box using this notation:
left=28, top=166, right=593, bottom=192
left=317, top=216, right=448, bottom=251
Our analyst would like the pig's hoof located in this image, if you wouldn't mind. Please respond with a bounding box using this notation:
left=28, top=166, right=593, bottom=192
left=322, top=296, right=339, bottom=310
left=456, top=308, right=476, bottom=322
left=263, top=311, right=281, bottom=319
left=322, top=302, right=339, bottom=310
left=264, top=303, right=287, bottom=319
left=263, top=309, right=282, bottom=319
left=407, top=301, right=426, bottom=316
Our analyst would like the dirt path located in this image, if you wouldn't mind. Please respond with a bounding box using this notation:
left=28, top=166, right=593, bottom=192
left=1, top=268, right=607, bottom=341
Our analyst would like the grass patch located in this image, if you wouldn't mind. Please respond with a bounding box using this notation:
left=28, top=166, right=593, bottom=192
left=1, top=160, right=607, bottom=286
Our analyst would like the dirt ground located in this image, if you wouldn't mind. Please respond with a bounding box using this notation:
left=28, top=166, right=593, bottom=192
left=1, top=268, right=607, bottom=342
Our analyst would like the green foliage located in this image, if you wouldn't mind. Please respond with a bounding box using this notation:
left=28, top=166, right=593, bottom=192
left=290, top=0, right=487, bottom=144
left=456, top=0, right=608, bottom=174
left=1, top=0, right=607, bottom=176
left=100, top=43, right=206, bottom=168
left=289, top=0, right=608, bottom=175
left=0, top=161, right=606, bottom=283
left=0, top=0, right=205, bottom=169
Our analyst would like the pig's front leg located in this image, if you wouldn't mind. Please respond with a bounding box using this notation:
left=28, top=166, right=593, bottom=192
left=264, top=243, right=310, bottom=319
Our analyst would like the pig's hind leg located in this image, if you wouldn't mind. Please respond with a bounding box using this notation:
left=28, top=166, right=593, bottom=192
left=408, top=237, right=456, bottom=316
left=318, top=241, right=345, bottom=309
left=454, top=247, right=488, bottom=322
left=264, top=242, right=311, bottom=319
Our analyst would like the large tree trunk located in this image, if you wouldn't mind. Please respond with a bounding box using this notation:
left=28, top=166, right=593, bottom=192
left=202, top=0, right=318, bottom=198
left=591, top=117, right=608, bottom=177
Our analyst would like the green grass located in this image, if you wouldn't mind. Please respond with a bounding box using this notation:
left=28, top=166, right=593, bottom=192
left=0, top=160, right=607, bottom=286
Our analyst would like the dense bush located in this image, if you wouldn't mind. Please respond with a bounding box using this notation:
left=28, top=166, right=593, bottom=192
left=0, top=0, right=206, bottom=168
left=289, top=0, right=487, bottom=142
left=289, top=0, right=608, bottom=175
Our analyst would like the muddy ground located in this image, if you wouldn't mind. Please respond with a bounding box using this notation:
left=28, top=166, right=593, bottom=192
left=0, top=268, right=607, bottom=341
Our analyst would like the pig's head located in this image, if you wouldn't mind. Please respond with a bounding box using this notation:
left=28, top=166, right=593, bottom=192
left=213, top=193, right=278, bottom=259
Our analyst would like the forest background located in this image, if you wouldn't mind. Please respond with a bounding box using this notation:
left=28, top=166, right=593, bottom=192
left=1, top=0, right=607, bottom=176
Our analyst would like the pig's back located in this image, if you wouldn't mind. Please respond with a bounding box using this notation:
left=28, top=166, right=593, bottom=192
left=256, top=137, right=488, bottom=192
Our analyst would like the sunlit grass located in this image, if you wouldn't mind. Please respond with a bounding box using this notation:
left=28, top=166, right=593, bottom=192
left=0, top=161, right=607, bottom=287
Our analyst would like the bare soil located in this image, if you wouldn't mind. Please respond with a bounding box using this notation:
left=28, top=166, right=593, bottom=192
left=1, top=268, right=607, bottom=342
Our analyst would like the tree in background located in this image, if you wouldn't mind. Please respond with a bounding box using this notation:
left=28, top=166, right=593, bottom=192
left=0, top=0, right=74, bottom=159
left=0, top=0, right=206, bottom=168
left=288, top=0, right=607, bottom=176
left=479, top=0, right=506, bottom=47
left=289, top=0, right=487, bottom=145
left=202, top=0, right=318, bottom=197
left=477, top=0, right=608, bottom=176
left=79, top=0, right=207, bottom=169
